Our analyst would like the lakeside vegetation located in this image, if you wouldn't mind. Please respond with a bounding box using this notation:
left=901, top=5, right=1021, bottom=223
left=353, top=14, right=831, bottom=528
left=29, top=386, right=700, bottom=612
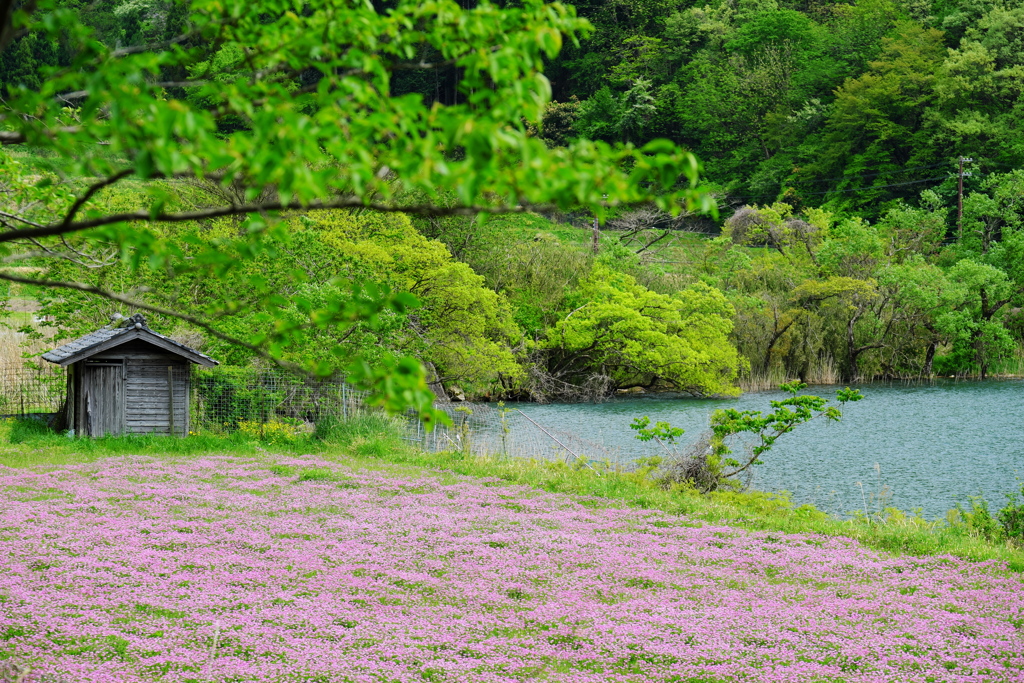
left=8, top=152, right=1024, bottom=401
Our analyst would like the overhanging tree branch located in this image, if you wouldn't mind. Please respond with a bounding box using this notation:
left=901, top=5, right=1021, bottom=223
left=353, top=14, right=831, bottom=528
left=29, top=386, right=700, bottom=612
left=0, top=197, right=587, bottom=244
left=60, top=169, right=134, bottom=228
left=0, top=127, right=82, bottom=145
left=0, top=270, right=311, bottom=375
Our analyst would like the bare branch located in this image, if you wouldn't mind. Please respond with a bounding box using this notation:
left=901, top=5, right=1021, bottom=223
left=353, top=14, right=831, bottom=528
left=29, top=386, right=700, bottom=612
left=56, top=82, right=208, bottom=103
left=634, top=230, right=672, bottom=256
left=0, top=209, right=45, bottom=229
left=0, top=126, right=81, bottom=145
left=0, top=269, right=313, bottom=376
left=0, top=196, right=582, bottom=244
left=60, top=169, right=134, bottom=228
left=388, top=46, right=499, bottom=71
left=390, top=58, right=458, bottom=71
left=110, top=32, right=193, bottom=57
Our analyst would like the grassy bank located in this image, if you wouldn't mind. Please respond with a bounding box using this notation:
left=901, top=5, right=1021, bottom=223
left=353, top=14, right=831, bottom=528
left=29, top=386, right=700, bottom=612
left=2, top=415, right=1023, bottom=572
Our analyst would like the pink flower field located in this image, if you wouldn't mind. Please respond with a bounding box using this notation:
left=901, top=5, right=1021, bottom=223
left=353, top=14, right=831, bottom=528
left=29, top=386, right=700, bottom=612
left=1, top=455, right=1022, bottom=683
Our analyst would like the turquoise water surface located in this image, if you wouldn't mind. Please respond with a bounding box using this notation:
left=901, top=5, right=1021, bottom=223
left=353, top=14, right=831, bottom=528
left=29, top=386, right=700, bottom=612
left=516, top=380, right=1024, bottom=519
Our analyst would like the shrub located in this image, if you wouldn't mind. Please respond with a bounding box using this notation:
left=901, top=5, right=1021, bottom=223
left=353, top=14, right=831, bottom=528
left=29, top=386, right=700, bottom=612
left=954, top=495, right=1001, bottom=542
left=237, top=418, right=309, bottom=445
left=7, top=417, right=53, bottom=444
left=998, top=484, right=1024, bottom=543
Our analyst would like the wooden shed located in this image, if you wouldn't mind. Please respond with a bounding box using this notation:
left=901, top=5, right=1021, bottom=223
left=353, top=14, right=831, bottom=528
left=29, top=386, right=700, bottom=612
left=42, top=314, right=218, bottom=437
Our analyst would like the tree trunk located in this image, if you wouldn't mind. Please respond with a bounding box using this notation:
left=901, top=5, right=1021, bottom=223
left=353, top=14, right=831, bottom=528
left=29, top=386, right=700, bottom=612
left=923, top=340, right=937, bottom=377
left=843, top=313, right=860, bottom=383
left=423, top=362, right=450, bottom=402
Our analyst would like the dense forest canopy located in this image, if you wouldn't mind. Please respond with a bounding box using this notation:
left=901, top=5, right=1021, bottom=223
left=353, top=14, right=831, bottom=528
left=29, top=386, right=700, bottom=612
left=400, top=0, right=1024, bottom=219
left=7, top=0, right=1024, bottom=215
left=3, top=0, right=1024, bottom=403
left=546, top=0, right=1024, bottom=218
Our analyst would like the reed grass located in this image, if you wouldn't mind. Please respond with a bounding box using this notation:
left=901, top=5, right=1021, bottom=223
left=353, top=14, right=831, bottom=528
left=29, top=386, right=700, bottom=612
left=737, top=365, right=789, bottom=392
left=987, top=349, right=1024, bottom=378
left=808, top=354, right=840, bottom=385
left=738, top=355, right=839, bottom=392
left=0, top=328, right=50, bottom=369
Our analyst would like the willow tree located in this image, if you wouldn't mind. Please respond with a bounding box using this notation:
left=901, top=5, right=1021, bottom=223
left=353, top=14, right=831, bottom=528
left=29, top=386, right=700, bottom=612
left=0, top=0, right=711, bottom=419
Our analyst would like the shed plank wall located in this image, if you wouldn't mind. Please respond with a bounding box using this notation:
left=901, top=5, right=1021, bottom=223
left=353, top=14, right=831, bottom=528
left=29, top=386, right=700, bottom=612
left=72, top=340, right=193, bottom=436
left=125, top=362, right=188, bottom=436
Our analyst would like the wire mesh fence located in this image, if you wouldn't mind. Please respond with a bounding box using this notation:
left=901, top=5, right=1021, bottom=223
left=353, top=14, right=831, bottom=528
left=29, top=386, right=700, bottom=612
left=0, top=363, right=636, bottom=467
left=0, top=364, right=65, bottom=418
left=189, top=367, right=371, bottom=435
left=401, top=402, right=633, bottom=469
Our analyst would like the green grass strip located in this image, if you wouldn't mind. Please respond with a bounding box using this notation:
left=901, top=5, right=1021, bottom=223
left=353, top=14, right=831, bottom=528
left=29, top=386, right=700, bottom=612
left=2, top=415, right=1022, bottom=572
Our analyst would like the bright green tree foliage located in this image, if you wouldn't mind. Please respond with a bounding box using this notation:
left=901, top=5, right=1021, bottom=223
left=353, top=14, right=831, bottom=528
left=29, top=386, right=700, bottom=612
left=537, top=267, right=742, bottom=396
left=0, top=0, right=712, bottom=416
left=30, top=205, right=524, bottom=395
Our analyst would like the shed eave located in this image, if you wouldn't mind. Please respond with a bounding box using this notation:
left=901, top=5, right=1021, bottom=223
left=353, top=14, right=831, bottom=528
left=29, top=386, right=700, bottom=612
left=44, top=328, right=218, bottom=367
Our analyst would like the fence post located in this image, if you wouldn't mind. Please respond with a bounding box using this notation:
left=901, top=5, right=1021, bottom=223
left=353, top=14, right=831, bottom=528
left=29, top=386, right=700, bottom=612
left=342, top=383, right=348, bottom=420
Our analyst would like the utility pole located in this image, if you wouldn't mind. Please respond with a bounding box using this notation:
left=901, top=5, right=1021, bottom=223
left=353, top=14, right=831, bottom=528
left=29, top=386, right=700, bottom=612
left=957, top=156, right=973, bottom=241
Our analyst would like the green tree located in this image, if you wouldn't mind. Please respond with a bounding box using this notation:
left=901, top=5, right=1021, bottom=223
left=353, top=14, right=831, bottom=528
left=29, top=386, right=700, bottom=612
left=937, top=259, right=1017, bottom=378
left=809, top=22, right=947, bottom=210
left=0, top=0, right=711, bottom=417
left=874, top=258, right=963, bottom=376
left=791, top=276, right=883, bottom=382
left=534, top=267, right=742, bottom=399
left=31, top=205, right=525, bottom=397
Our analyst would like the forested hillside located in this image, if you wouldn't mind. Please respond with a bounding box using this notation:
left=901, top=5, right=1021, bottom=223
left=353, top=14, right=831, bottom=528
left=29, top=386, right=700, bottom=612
left=544, top=0, right=1024, bottom=214
left=387, top=0, right=1024, bottom=217
left=2, top=0, right=1024, bottom=402
left=7, top=0, right=1022, bottom=214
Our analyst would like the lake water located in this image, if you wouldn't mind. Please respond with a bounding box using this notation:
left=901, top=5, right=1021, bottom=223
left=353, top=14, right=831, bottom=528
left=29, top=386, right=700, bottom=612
left=515, top=380, right=1024, bottom=519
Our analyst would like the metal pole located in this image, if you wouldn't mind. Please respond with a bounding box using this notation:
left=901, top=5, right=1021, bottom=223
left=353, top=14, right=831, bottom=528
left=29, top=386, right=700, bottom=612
left=515, top=409, right=600, bottom=475
left=958, top=156, right=964, bottom=241
left=591, top=194, right=608, bottom=255
left=957, top=157, right=973, bottom=241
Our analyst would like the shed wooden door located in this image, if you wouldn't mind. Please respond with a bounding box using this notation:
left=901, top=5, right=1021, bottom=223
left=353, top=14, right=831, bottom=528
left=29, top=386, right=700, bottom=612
left=83, top=362, right=126, bottom=436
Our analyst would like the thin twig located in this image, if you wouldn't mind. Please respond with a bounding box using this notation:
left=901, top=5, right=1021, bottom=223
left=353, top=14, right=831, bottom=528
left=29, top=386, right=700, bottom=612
left=60, top=169, right=134, bottom=228
left=0, top=210, right=46, bottom=229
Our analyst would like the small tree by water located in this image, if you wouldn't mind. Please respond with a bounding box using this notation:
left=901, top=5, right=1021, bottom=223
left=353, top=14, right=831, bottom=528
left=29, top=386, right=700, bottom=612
left=632, top=382, right=864, bottom=492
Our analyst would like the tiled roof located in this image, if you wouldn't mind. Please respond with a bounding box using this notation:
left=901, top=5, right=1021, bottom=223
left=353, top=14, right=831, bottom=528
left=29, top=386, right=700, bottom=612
left=41, top=313, right=217, bottom=366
